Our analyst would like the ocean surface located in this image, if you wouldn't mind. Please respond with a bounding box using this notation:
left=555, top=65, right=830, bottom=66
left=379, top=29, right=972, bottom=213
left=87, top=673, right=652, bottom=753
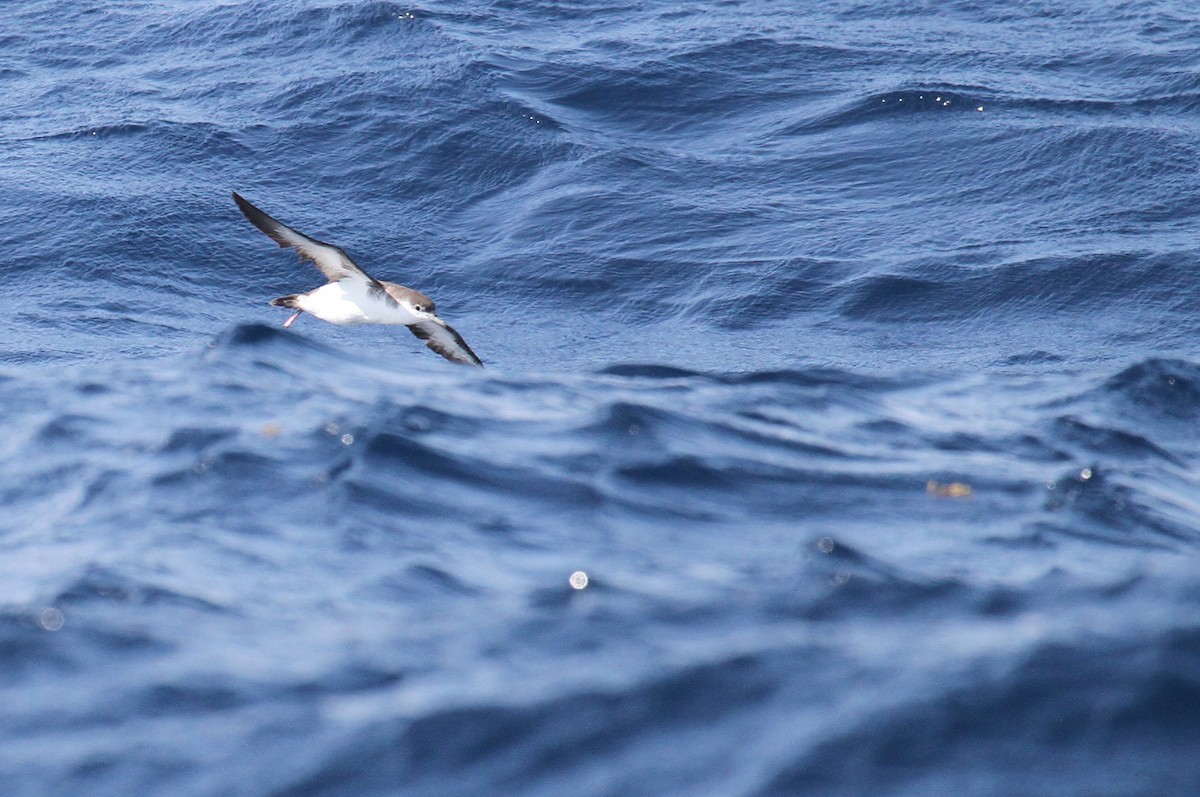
left=4, top=1, right=1200, bottom=794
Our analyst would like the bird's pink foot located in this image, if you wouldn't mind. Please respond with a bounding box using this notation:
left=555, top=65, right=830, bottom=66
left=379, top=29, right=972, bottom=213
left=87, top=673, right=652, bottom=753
left=283, top=311, right=301, bottom=329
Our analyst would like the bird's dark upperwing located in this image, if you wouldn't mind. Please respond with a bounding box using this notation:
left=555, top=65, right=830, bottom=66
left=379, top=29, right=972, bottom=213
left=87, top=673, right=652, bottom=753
left=407, top=318, right=483, bottom=366
left=233, top=192, right=378, bottom=285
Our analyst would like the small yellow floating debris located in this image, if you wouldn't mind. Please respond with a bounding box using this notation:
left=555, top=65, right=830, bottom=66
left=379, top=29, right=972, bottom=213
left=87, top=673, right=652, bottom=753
left=927, top=480, right=973, bottom=498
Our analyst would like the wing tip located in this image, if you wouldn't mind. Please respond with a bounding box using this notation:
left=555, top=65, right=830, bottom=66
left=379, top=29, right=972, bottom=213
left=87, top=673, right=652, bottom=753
left=232, top=190, right=265, bottom=220
left=462, top=347, right=484, bottom=367
left=438, top=344, right=484, bottom=366
left=231, top=191, right=292, bottom=249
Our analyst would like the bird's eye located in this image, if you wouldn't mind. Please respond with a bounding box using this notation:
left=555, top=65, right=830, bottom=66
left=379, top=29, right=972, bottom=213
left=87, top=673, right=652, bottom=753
left=413, top=305, right=424, bottom=312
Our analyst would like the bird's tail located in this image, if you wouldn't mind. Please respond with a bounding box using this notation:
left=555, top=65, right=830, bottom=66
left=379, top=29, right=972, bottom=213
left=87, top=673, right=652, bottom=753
left=270, top=294, right=300, bottom=309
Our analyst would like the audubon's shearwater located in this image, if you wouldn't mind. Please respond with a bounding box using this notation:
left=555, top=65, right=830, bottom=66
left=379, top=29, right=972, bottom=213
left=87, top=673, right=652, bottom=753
left=233, top=192, right=482, bottom=366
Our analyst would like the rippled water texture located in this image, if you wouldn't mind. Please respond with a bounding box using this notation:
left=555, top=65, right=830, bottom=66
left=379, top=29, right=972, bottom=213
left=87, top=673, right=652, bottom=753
left=3, top=1, right=1200, bottom=795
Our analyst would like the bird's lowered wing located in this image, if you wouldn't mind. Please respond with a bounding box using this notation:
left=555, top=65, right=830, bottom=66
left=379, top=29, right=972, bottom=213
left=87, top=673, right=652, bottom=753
left=407, top=317, right=483, bottom=366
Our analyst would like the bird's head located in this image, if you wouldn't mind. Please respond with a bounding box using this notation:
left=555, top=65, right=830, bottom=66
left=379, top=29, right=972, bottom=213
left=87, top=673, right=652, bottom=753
left=405, top=293, right=437, bottom=320
left=386, top=285, right=441, bottom=323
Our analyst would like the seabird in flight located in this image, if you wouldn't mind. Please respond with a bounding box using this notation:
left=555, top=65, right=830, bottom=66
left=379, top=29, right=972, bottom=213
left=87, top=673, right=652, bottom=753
left=232, top=191, right=482, bottom=366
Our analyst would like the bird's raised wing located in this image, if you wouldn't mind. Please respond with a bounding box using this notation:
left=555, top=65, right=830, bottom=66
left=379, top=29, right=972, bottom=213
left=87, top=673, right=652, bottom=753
left=233, top=192, right=377, bottom=285
left=407, top=317, right=483, bottom=366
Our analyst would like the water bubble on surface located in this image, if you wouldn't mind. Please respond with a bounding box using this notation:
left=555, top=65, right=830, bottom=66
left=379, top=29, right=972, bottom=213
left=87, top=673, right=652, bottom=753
left=39, top=608, right=64, bottom=631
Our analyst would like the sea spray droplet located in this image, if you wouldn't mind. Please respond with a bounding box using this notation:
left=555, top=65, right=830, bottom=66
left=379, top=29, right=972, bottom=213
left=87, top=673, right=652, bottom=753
left=39, top=608, right=64, bottom=631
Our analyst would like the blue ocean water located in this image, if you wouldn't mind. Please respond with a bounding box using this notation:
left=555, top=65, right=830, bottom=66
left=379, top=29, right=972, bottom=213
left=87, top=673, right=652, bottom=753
left=4, top=0, right=1200, bottom=794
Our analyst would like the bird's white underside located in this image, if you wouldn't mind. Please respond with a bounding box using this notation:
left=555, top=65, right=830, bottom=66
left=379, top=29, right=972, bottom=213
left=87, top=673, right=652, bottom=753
left=295, top=279, right=419, bottom=326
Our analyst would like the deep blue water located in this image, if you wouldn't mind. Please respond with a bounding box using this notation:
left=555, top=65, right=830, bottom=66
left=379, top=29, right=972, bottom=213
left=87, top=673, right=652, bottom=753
left=4, top=1, right=1200, bottom=794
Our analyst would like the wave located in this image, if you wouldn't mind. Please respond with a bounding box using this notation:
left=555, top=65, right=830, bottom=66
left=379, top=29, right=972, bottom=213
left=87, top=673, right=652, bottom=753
left=833, top=252, right=1190, bottom=322
left=759, top=629, right=1200, bottom=796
